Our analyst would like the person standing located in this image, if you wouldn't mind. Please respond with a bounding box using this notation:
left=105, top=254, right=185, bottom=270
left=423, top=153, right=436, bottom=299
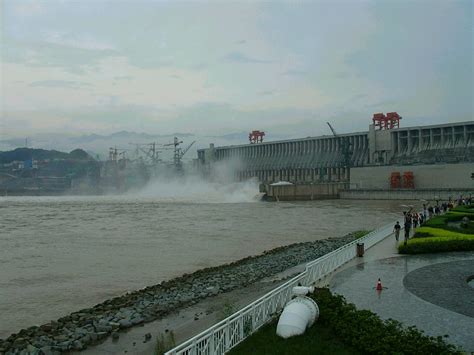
left=393, top=221, right=401, bottom=241
left=412, top=213, right=418, bottom=229
left=428, top=205, right=433, bottom=218
left=404, top=215, right=412, bottom=245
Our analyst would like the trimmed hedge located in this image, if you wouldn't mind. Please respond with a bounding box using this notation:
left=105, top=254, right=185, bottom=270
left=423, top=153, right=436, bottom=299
left=399, top=235, right=474, bottom=254
left=413, top=227, right=474, bottom=239
left=312, top=289, right=460, bottom=355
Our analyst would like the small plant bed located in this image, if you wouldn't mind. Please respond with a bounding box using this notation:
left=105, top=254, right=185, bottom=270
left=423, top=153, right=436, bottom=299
left=230, top=289, right=459, bottom=355
left=400, top=205, right=474, bottom=254
left=423, top=208, right=474, bottom=234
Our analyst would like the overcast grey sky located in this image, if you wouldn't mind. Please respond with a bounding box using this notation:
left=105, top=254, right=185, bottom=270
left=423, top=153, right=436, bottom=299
left=1, top=0, right=472, bottom=138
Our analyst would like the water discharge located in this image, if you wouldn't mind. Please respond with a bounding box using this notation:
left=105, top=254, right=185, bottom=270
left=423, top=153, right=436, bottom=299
left=130, top=176, right=261, bottom=203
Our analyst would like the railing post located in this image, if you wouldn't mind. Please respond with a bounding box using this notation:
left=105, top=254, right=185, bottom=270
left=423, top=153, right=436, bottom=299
left=209, top=330, right=214, bottom=355
left=225, top=319, right=230, bottom=353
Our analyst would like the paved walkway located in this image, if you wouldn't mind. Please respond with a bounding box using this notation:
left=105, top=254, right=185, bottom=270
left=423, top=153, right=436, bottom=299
left=329, top=234, right=474, bottom=352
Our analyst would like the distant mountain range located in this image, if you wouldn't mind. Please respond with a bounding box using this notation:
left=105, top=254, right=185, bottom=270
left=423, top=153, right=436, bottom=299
left=0, top=148, right=93, bottom=164
left=0, top=131, right=290, bottom=160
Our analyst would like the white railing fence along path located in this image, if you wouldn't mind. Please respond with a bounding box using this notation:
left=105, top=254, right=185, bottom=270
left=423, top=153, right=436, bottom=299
left=165, top=220, right=400, bottom=355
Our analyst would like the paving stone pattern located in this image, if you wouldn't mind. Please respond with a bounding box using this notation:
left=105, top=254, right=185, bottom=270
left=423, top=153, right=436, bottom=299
left=404, top=259, right=474, bottom=318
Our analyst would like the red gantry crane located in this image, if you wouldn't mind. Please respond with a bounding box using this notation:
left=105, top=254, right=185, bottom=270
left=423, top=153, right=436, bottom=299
left=372, top=112, right=402, bottom=130
left=249, top=130, right=265, bottom=144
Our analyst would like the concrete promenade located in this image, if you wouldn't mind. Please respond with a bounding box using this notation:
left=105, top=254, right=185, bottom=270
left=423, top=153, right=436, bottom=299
left=329, top=234, right=474, bottom=352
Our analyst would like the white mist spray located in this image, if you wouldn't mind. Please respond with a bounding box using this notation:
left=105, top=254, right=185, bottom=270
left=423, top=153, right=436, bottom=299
left=130, top=158, right=262, bottom=203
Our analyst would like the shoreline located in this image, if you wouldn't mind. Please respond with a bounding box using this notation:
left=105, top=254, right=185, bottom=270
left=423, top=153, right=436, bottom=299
left=0, top=232, right=361, bottom=354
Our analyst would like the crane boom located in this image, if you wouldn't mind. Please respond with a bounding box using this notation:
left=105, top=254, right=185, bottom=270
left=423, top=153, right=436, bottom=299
left=181, top=141, right=196, bottom=157
left=326, top=122, right=337, bottom=137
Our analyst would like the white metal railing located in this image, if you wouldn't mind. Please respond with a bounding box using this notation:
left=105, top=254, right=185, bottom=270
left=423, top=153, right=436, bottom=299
left=165, top=220, right=398, bottom=355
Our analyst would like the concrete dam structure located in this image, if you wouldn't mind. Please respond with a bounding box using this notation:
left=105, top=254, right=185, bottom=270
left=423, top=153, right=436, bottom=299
left=197, top=120, right=474, bottom=199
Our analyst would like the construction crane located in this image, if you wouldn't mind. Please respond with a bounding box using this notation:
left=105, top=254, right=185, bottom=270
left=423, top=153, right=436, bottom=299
left=129, top=142, right=164, bottom=165
left=326, top=122, right=352, bottom=169
left=108, top=147, right=130, bottom=162
left=326, top=122, right=337, bottom=137
left=164, top=137, right=196, bottom=170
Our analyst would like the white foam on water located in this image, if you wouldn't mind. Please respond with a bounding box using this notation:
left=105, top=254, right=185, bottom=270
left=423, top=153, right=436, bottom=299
left=131, top=175, right=261, bottom=203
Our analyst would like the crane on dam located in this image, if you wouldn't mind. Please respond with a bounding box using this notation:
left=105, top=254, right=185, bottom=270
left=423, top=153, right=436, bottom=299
left=326, top=122, right=352, bottom=169
left=164, top=137, right=196, bottom=171
left=249, top=130, right=265, bottom=144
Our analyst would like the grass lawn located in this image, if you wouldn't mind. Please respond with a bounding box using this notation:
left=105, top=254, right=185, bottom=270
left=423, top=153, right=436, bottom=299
left=230, top=317, right=360, bottom=355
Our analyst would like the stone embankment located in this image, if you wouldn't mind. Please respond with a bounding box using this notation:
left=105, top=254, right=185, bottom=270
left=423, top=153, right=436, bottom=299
left=0, top=233, right=359, bottom=355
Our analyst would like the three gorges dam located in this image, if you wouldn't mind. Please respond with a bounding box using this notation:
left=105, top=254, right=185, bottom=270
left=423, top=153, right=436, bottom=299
left=197, top=115, right=474, bottom=200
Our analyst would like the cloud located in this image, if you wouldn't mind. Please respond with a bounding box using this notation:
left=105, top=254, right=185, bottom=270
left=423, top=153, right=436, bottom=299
left=223, top=51, right=272, bottom=64
left=10, top=0, right=45, bottom=17
left=2, top=40, right=118, bottom=74
left=29, top=80, right=91, bottom=90
left=42, top=31, right=116, bottom=51
left=282, top=69, right=307, bottom=77
left=1, top=0, right=472, bottom=138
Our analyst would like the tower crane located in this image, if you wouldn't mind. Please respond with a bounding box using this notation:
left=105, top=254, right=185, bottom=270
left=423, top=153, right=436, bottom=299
left=164, top=137, right=196, bottom=170
left=129, top=142, right=164, bottom=165
left=326, top=122, right=352, bottom=169
left=326, top=122, right=337, bottom=137
left=108, top=147, right=130, bottom=162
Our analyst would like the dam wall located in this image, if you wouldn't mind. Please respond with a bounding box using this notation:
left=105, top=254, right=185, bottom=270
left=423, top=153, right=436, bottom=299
left=198, top=121, right=473, bottom=182
left=368, top=121, right=474, bottom=167
left=197, top=120, right=474, bottom=192
left=198, top=131, right=368, bottom=183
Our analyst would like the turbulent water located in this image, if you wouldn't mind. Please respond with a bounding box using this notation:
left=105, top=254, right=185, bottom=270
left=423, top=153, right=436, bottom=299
left=0, top=181, right=414, bottom=338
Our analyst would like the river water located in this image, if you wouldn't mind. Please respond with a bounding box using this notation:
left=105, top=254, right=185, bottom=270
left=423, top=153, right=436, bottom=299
left=0, top=181, right=414, bottom=338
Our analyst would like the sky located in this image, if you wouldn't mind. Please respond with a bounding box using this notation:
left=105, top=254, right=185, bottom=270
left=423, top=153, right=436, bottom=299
left=1, top=0, right=473, bottom=140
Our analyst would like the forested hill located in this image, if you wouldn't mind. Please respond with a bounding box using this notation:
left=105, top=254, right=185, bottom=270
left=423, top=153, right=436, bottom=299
left=0, top=148, right=94, bottom=164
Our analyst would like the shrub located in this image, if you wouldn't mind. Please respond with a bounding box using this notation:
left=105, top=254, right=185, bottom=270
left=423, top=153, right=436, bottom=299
left=399, top=235, right=474, bottom=254
left=424, top=217, right=447, bottom=228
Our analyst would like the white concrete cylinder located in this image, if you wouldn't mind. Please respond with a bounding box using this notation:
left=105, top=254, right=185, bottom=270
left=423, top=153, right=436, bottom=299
left=276, top=297, right=319, bottom=338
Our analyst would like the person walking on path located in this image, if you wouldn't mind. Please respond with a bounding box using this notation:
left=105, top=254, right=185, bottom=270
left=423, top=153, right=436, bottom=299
left=394, top=221, right=401, bottom=241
